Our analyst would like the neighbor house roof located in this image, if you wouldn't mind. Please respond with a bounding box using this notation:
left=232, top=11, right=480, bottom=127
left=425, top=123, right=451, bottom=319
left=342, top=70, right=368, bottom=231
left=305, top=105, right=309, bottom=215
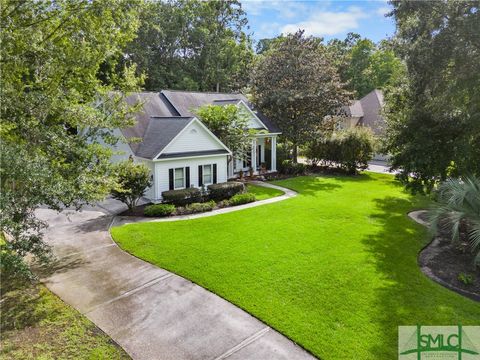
left=346, top=89, right=385, bottom=134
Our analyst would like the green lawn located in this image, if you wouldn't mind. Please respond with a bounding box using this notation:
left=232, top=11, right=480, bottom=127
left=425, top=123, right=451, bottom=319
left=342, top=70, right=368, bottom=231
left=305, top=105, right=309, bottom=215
left=245, top=183, right=284, bottom=200
left=111, top=173, right=480, bottom=359
left=0, top=282, right=130, bottom=359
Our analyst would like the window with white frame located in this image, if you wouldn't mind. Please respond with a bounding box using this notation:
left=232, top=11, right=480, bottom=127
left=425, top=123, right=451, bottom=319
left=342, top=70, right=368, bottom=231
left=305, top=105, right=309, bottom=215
left=174, top=167, right=185, bottom=189
left=202, top=164, right=212, bottom=185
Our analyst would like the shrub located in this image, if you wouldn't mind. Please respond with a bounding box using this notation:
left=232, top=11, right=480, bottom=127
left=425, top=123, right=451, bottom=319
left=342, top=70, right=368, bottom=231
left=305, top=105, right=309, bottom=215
left=305, top=127, right=375, bottom=174
left=111, top=160, right=152, bottom=210
left=279, top=160, right=307, bottom=176
left=229, top=193, right=256, bottom=206
left=144, top=204, right=175, bottom=217
left=185, top=200, right=216, bottom=214
left=208, top=182, right=244, bottom=201
left=458, top=272, right=474, bottom=285
left=162, top=187, right=201, bottom=206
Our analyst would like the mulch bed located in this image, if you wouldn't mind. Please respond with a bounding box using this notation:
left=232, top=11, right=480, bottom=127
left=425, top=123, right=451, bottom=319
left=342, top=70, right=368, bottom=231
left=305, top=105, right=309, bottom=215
left=118, top=203, right=152, bottom=217
left=418, top=227, right=480, bottom=301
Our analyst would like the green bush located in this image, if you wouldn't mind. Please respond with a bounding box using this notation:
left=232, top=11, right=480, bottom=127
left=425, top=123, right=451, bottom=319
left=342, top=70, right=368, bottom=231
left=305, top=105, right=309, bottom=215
left=229, top=193, right=256, bottom=206
left=185, top=200, right=216, bottom=214
left=305, top=127, right=375, bottom=174
left=162, top=187, right=201, bottom=206
left=111, top=160, right=152, bottom=210
left=208, top=182, right=244, bottom=201
left=279, top=160, right=307, bottom=175
left=144, top=204, right=176, bottom=217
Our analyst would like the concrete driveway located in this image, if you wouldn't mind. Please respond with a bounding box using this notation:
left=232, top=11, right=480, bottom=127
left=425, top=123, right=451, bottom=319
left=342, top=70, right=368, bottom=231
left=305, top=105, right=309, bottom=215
left=35, top=198, right=315, bottom=360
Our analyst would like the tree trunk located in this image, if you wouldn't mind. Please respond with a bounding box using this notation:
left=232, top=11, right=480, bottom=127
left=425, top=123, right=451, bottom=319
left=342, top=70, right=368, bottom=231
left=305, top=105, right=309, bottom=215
left=292, top=143, right=298, bottom=163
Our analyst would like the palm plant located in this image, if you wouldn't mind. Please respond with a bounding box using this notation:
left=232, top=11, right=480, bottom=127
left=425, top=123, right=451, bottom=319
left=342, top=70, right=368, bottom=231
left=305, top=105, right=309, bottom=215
left=428, top=176, right=480, bottom=265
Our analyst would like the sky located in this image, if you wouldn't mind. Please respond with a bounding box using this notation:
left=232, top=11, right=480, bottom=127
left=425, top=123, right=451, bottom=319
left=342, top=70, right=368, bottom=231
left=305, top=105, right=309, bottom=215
left=242, top=0, right=396, bottom=45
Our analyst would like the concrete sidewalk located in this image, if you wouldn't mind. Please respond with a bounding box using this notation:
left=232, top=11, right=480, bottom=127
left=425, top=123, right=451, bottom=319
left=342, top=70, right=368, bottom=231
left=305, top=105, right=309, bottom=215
left=35, top=184, right=314, bottom=360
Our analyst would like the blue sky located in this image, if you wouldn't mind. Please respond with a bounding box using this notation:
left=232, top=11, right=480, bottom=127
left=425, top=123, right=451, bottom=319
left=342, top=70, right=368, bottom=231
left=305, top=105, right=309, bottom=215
left=242, top=0, right=395, bottom=44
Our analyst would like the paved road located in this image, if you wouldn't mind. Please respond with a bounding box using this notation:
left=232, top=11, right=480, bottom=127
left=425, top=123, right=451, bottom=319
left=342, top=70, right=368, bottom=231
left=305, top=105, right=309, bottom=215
left=35, top=193, right=315, bottom=360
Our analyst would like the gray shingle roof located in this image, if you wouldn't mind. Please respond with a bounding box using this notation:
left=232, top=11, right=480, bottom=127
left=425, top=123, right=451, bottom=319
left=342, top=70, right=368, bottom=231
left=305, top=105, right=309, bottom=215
left=161, top=90, right=281, bottom=133
left=346, top=89, right=385, bottom=135
left=120, top=90, right=281, bottom=160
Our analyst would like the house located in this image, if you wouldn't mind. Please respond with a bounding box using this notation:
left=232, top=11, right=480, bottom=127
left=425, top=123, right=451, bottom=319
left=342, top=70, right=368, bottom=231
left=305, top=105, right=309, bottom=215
left=342, top=89, right=386, bottom=135
left=110, top=90, right=281, bottom=201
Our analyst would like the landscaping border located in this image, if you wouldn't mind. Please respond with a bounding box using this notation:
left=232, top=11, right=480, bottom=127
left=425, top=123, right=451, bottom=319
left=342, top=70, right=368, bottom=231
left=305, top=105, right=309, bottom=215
left=409, top=210, right=480, bottom=302
left=111, top=181, right=297, bottom=228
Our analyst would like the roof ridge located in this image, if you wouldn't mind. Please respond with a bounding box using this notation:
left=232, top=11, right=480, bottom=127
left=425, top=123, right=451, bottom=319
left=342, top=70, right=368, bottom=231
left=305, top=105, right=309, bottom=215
left=161, top=89, right=244, bottom=96
left=149, top=116, right=193, bottom=119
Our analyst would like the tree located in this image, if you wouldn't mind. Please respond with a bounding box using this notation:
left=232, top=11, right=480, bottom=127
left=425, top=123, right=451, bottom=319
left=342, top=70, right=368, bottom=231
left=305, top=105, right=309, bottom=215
left=124, top=0, right=254, bottom=92
left=251, top=30, right=350, bottom=162
left=383, top=0, right=480, bottom=193
left=194, top=104, right=254, bottom=161
left=111, top=160, right=152, bottom=210
left=0, top=0, right=142, bottom=277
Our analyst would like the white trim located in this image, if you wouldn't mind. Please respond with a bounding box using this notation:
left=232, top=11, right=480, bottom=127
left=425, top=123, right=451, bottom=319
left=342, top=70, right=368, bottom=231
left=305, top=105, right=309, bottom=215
left=153, top=117, right=232, bottom=160
left=237, top=100, right=268, bottom=130
left=153, top=153, right=228, bottom=162
left=254, top=132, right=281, bottom=138
left=173, top=167, right=186, bottom=190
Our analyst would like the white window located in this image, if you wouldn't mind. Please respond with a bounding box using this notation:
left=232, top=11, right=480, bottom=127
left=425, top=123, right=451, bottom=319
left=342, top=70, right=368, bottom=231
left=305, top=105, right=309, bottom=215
left=174, top=167, right=185, bottom=189
left=203, top=164, right=212, bottom=185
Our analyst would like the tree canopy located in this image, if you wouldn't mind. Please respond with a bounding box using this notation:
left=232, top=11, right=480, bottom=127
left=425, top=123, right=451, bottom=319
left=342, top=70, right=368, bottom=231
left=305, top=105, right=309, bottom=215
left=124, top=0, right=254, bottom=92
left=383, top=0, right=480, bottom=193
left=252, top=30, right=349, bottom=162
left=0, top=0, right=142, bottom=276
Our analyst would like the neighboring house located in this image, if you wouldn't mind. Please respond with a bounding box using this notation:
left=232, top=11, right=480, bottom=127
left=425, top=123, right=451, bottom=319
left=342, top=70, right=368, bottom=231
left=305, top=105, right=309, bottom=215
left=341, top=89, right=386, bottom=136
left=109, top=90, right=281, bottom=201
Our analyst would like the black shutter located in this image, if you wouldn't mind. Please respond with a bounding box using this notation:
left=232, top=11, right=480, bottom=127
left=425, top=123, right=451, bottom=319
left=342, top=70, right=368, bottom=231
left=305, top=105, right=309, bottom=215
left=213, top=164, right=217, bottom=184
left=168, top=169, right=174, bottom=190
left=198, top=165, right=203, bottom=187
left=185, top=167, right=190, bottom=188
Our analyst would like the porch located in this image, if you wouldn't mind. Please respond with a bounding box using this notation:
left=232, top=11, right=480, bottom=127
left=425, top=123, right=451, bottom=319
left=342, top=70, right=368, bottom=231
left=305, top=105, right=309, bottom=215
left=229, top=134, right=278, bottom=177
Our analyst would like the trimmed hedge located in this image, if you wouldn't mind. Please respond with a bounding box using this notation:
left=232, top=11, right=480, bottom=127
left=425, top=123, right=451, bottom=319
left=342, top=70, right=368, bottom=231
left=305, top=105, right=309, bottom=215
left=144, top=204, right=175, bottom=217
left=279, top=160, right=307, bottom=176
left=185, top=200, right=216, bottom=214
left=229, top=193, right=256, bottom=206
left=162, top=187, right=201, bottom=206
left=207, top=181, right=244, bottom=201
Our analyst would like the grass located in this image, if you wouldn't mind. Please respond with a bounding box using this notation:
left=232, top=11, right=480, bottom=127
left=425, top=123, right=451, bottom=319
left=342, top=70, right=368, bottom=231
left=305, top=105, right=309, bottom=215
left=245, top=183, right=284, bottom=200
left=111, top=173, right=480, bottom=359
left=0, top=281, right=130, bottom=360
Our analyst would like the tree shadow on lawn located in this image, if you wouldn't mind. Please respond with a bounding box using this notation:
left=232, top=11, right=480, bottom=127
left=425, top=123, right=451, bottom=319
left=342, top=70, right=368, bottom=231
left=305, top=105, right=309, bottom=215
left=360, top=196, right=479, bottom=358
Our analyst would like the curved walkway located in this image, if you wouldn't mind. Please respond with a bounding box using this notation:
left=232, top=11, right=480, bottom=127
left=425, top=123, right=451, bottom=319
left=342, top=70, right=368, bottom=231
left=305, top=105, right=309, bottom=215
left=35, top=183, right=313, bottom=360
left=409, top=210, right=480, bottom=301
left=112, top=181, right=297, bottom=227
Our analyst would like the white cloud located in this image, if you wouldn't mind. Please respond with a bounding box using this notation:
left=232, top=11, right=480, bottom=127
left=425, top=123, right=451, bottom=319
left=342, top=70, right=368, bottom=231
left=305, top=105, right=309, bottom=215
left=280, top=6, right=369, bottom=36
left=242, top=0, right=309, bottom=19
left=376, top=6, right=391, bottom=17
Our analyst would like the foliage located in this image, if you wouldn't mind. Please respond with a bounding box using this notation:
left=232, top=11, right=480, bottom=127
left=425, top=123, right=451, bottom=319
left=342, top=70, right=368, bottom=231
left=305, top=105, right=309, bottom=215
left=383, top=1, right=480, bottom=194
left=0, top=0, right=142, bottom=276
left=458, top=273, right=474, bottom=286
left=207, top=181, right=245, bottom=201
left=112, top=173, right=479, bottom=360
left=1, top=281, right=129, bottom=359
left=124, top=0, right=254, bottom=92
left=279, top=160, right=307, bottom=176
left=111, top=160, right=151, bottom=210
left=194, top=104, right=254, bottom=160
left=327, top=33, right=404, bottom=98
left=162, top=188, right=202, bottom=206
left=228, top=192, right=256, bottom=206
left=306, top=127, right=376, bottom=174
left=184, top=200, right=216, bottom=214
left=428, top=176, right=480, bottom=265
left=252, top=30, right=350, bottom=162
left=144, top=204, right=176, bottom=217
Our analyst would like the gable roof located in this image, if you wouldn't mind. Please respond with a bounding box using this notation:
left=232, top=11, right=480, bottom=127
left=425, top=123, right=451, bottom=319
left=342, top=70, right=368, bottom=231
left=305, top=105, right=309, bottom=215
left=346, top=89, right=385, bottom=134
left=161, top=90, right=281, bottom=133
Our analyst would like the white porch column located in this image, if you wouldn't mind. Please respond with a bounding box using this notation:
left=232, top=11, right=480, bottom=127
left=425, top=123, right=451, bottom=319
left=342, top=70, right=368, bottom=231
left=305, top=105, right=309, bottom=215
left=251, top=138, right=257, bottom=174
left=271, top=136, right=277, bottom=172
